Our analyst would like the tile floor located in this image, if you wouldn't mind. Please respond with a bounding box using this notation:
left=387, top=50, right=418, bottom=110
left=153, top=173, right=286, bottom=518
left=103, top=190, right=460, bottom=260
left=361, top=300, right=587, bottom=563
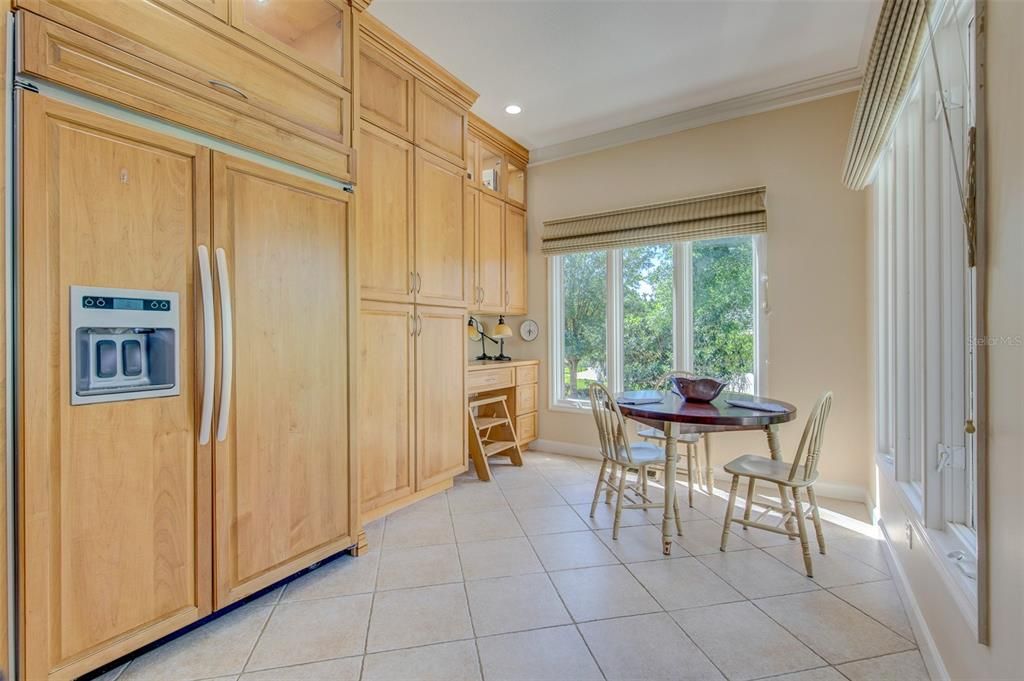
left=90, top=451, right=929, bottom=681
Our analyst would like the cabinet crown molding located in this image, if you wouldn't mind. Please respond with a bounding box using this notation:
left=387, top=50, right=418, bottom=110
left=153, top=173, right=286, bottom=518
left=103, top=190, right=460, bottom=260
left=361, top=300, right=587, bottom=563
left=359, top=13, right=477, bottom=111
left=469, top=112, right=529, bottom=165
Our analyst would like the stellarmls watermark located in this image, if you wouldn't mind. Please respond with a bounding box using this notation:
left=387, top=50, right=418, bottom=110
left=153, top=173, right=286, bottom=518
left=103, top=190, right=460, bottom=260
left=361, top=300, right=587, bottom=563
left=971, top=335, right=1024, bottom=346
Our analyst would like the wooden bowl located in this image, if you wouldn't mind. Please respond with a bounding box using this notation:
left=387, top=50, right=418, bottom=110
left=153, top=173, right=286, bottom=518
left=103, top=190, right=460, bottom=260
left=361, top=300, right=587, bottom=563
left=670, top=376, right=727, bottom=402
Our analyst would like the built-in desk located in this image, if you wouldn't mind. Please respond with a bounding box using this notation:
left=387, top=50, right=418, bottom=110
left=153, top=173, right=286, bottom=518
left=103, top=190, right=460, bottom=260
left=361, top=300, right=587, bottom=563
left=467, top=360, right=539, bottom=448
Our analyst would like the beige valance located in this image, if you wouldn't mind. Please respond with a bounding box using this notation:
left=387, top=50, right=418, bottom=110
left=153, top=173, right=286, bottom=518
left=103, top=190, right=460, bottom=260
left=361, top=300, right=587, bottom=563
left=541, top=186, right=767, bottom=256
left=842, top=0, right=932, bottom=190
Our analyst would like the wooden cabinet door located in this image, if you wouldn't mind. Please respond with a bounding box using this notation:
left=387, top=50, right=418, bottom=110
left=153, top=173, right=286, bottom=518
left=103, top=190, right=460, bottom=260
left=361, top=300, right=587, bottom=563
left=360, top=43, right=414, bottom=140
left=504, top=204, right=528, bottom=314
left=414, top=81, right=467, bottom=167
left=19, top=93, right=212, bottom=681
left=477, top=192, right=506, bottom=314
left=184, top=0, right=227, bottom=21
left=415, top=148, right=471, bottom=308
left=357, top=122, right=414, bottom=303
left=415, top=305, right=467, bottom=488
left=212, top=153, right=355, bottom=607
left=358, top=300, right=415, bottom=513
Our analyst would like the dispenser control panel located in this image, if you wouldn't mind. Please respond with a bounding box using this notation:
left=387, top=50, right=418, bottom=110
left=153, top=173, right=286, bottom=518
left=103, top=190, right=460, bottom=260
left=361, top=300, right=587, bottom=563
left=81, top=295, right=173, bottom=312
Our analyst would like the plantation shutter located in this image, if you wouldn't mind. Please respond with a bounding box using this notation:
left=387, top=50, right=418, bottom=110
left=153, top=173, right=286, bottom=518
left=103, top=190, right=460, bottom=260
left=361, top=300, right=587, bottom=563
left=540, top=186, right=767, bottom=256
left=842, top=0, right=932, bottom=190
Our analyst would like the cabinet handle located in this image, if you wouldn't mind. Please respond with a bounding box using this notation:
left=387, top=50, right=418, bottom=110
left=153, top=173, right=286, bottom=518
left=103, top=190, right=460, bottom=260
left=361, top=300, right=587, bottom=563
left=409, top=312, right=415, bottom=336
left=208, top=79, right=248, bottom=100
left=417, top=314, right=423, bottom=337
left=215, top=247, right=234, bottom=443
left=505, top=290, right=510, bottom=306
left=198, top=245, right=215, bottom=446
left=409, top=271, right=416, bottom=295
left=416, top=272, right=422, bottom=294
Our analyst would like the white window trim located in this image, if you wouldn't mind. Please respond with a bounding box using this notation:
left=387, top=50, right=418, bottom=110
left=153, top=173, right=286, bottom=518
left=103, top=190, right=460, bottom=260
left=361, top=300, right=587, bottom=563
left=548, top=236, right=767, bottom=411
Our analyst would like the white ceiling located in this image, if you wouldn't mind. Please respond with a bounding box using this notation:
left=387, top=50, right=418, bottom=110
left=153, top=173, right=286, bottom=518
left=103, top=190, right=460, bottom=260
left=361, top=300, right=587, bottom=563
left=369, top=0, right=880, bottom=159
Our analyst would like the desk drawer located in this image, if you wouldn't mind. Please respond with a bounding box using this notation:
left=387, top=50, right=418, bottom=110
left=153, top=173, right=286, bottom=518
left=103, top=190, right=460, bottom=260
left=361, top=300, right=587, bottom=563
left=516, top=412, right=537, bottom=443
left=515, top=383, right=537, bottom=415
left=467, top=367, right=514, bottom=393
left=515, top=364, right=538, bottom=385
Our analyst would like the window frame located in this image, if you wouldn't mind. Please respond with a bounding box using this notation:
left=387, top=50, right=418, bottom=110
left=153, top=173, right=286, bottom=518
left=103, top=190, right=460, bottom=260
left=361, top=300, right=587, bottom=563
left=548, top=235, right=767, bottom=412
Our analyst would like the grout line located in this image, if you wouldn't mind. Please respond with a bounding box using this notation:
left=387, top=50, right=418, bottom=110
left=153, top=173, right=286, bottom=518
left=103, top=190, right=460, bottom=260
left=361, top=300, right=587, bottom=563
left=445, top=485, right=486, bottom=681
left=238, top=601, right=277, bottom=674
left=357, top=514, right=389, bottom=681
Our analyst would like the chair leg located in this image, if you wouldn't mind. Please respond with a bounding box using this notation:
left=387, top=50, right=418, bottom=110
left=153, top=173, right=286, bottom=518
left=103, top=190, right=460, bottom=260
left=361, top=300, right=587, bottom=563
left=590, top=458, right=608, bottom=519
left=612, top=464, right=628, bottom=540
left=741, top=477, right=756, bottom=529
left=720, top=474, right=740, bottom=551
left=792, top=487, right=814, bottom=577
left=672, top=466, right=684, bottom=536
left=686, top=443, right=695, bottom=508
left=807, top=485, right=827, bottom=554
left=605, top=462, right=617, bottom=503
left=703, top=434, right=714, bottom=492
left=641, top=464, right=649, bottom=498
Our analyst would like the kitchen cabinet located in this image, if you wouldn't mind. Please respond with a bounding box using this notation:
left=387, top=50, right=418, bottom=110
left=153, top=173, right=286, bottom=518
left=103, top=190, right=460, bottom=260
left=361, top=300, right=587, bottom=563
left=18, top=93, right=213, bottom=681
left=185, top=0, right=228, bottom=21
left=479, top=139, right=504, bottom=197
left=211, top=153, right=356, bottom=607
left=358, top=300, right=415, bottom=514
left=359, top=42, right=414, bottom=140
left=357, top=122, right=415, bottom=303
left=504, top=204, right=528, bottom=314
left=472, top=189, right=506, bottom=314
left=415, top=81, right=467, bottom=167
left=415, top=148, right=472, bottom=308
left=506, top=155, right=526, bottom=207
left=416, top=305, right=469, bottom=488
left=230, top=0, right=351, bottom=89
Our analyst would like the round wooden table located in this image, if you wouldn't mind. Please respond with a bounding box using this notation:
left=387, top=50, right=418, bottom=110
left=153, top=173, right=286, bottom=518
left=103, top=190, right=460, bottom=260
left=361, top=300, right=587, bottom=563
left=617, top=392, right=797, bottom=555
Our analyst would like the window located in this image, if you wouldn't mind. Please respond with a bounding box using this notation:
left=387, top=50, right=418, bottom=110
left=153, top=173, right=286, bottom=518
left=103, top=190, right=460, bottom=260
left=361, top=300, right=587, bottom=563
left=871, top=0, right=978, bottom=600
left=551, top=235, right=763, bottom=407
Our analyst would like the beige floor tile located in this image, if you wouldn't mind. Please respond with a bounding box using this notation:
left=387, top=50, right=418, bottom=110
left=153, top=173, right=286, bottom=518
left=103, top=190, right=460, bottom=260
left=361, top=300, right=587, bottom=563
left=501, top=483, right=568, bottom=510
left=447, top=482, right=510, bottom=515
left=246, top=586, right=284, bottom=609
left=120, top=604, right=273, bottom=681
left=239, top=656, right=361, bottom=680
left=90, top=662, right=129, bottom=681
left=476, top=625, right=603, bottom=681
left=452, top=508, right=524, bottom=542
left=366, top=583, right=473, bottom=653
left=490, top=466, right=548, bottom=489
left=375, top=543, right=463, bottom=591
left=280, top=553, right=380, bottom=603
left=836, top=650, right=930, bottom=681
left=572, top=501, right=660, bottom=529
left=676, top=519, right=755, bottom=555
left=246, top=594, right=372, bottom=671
left=762, top=668, right=846, bottom=681
left=389, top=491, right=450, bottom=517
left=597, top=524, right=686, bottom=563
left=765, top=543, right=888, bottom=588
left=362, top=640, right=481, bottom=681
left=579, top=612, right=724, bottom=681
left=363, top=518, right=385, bottom=552
left=466, top=572, right=571, bottom=635
left=829, top=580, right=915, bottom=642
left=528, top=530, right=619, bottom=571
left=514, top=505, right=590, bottom=535
left=383, top=510, right=455, bottom=549
left=673, top=601, right=825, bottom=681
left=549, top=564, right=660, bottom=621
left=697, top=549, right=819, bottom=599
left=829, top=532, right=891, bottom=575
left=754, top=590, right=915, bottom=664
left=457, top=536, right=545, bottom=580
left=734, top=523, right=797, bottom=548
left=541, top=468, right=597, bottom=486
left=554, top=482, right=602, bottom=505
left=626, top=557, right=744, bottom=610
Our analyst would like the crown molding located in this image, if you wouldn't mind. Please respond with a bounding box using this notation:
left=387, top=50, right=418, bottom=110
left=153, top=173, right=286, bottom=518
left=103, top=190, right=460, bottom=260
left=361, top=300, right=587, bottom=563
left=529, top=68, right=863, bottom=166
left=468, top=112, right=529, bottom=163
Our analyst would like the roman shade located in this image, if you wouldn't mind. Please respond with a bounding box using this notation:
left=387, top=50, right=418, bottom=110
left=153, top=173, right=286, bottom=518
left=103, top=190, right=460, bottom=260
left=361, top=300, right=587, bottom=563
left=541, top=186, right=767, bottom=256
left=842, top=0, right=932, bottom=190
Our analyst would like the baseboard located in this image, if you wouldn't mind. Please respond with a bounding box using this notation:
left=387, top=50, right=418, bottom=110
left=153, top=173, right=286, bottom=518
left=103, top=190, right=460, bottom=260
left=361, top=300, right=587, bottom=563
left=530, top=439, right=867, bottom=501
left=878, top=519, right=951, bottom=681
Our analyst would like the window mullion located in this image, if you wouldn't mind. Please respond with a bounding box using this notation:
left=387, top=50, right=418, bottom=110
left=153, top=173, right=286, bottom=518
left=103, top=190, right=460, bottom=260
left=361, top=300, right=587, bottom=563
left=607, top=249, right=624, bottom=393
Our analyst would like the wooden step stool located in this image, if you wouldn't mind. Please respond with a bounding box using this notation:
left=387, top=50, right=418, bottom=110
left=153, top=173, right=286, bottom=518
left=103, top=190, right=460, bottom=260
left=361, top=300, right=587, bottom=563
left=468, top=395, right=523, bottom=481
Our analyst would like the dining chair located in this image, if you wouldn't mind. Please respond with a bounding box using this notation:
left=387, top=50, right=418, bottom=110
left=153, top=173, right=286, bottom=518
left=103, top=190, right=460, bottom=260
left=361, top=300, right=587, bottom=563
left=637, top=370, right=713, bottom=506
left=719, top=392, right=833, bottom=577
left=588, top=382, right=684, bottom=539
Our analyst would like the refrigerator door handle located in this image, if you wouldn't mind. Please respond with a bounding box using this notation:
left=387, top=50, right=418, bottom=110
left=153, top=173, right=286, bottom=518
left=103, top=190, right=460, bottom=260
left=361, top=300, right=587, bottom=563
left=198, top=245, right=215, bottom=445
left=215, top=247, right=234, bottom=442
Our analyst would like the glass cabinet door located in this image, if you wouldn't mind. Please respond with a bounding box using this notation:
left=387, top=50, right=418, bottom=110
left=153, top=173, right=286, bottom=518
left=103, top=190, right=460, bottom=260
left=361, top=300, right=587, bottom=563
left=480, top=142, right=503, bottom=195
left=232, top=0, right=349, bottom=87
left=466, top=135, right=480, bottom=185
left=506, top=156, right=526, bottom=206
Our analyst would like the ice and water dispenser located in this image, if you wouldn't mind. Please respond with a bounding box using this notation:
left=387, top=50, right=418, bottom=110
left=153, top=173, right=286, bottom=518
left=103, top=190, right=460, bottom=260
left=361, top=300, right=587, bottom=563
left=70, top=286, right=181, bottom=405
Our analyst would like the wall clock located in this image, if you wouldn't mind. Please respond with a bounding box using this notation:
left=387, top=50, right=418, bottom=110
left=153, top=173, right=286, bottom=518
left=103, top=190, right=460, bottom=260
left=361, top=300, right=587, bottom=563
left=519, top=319, right=539, bottom=342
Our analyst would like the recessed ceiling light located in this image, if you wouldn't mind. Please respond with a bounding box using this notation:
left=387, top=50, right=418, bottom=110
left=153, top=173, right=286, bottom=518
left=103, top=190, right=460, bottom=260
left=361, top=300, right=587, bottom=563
left=504, top=104, right=522, bottom=115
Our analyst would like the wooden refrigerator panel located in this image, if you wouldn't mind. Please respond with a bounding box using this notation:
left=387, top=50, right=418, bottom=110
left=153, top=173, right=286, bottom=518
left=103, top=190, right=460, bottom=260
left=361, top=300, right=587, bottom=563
left=18, top=93, right=212, bottom=680
left=212, top=153, right=355, bottom=607
left=357, top=300, right=415, bottom=513
left=415, top=305, right=467, bottom=488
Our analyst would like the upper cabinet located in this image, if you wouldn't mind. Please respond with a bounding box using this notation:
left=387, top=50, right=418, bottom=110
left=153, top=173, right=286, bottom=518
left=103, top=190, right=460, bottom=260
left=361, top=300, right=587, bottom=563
left=506, top=155, right=526, bottom=208
left=230, top=0, right=351, bottom=88
left=467, top=115, right=528, bottom=208
left=414, top=81, right=467, bottom=167
left=185, top=0, right=228, bottom=21
left=359, top=42, right=415, bottom=140
left=479, top=140, right=503, bottom=196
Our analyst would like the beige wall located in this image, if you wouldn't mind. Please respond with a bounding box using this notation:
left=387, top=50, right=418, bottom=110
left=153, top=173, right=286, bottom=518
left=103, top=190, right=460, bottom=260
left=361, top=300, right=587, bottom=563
left=512, top=92, right=871, bottom=495
left=873, top=2, right=1024, bottom=678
